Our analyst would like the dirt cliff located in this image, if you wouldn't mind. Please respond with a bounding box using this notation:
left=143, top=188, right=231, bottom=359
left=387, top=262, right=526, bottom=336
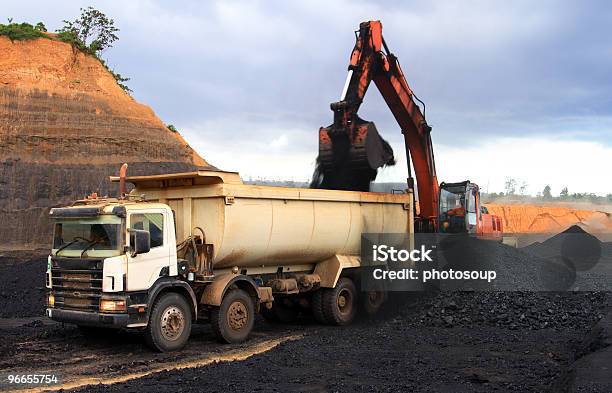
left=486, top=203, right=612, bottom=237
left=0, top=36, right=213, bottom=250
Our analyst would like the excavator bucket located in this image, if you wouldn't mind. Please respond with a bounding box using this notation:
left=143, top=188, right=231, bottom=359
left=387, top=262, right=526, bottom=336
left=312, top=118, right=395, bottom=191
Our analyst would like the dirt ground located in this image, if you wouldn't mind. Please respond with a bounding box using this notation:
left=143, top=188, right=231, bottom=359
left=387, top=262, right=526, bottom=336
left=0, top=232, right=611, bottom=392
left=0, top=287, right=609, bottom=392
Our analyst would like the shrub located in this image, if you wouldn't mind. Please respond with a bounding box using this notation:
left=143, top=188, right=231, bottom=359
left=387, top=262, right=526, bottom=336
left=0, top=21, right=46, bottom=41
left=34, top=22, right=47, bottom=32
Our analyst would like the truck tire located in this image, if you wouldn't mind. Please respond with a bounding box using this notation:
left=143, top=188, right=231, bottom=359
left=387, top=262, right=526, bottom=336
left=145, top=292, right=192, bottom=352
left=359, top=290, right=387, bottom=317
left=321, top=277, right=357, bottom=326
left=311, top=290, right=329, bottom=324
left=210, top=289, right=255, bottom=343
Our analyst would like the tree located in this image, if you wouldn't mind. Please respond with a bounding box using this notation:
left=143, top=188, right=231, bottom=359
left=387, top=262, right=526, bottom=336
left=542, top=185, right=552, bottom=199
left=57, top=7, right=119, bottom=55
left=34, top=22, right=47, bottom=32
left=560, top=187, right=569, bottom=198
left=56, top=8, right=130, bottom=94
left=519, top=181, right=528, bottom=195
left=504, top=178, right=517, bottom=195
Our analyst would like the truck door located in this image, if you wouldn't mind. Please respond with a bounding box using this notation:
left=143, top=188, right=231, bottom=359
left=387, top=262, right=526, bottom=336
left=126, top=210, right=170, bottom=291
left=466, top=185, right=478, bottom=234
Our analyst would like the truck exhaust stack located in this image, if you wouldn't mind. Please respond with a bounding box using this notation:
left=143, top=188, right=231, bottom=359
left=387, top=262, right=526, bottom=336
left=119, top=163, right=128, bottom=199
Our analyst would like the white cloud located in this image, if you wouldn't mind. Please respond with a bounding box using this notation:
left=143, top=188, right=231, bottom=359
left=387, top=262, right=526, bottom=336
left=181, top=115, right=611, bottom=195
left=270, top=134, right=289, bottom=149
left=421, top=137, right=611, bottom=196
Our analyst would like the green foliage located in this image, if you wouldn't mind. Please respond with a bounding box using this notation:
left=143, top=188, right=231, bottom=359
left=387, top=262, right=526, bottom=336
left=167, top=124, right=178, bottom=133
left=112, top=71, right=132, bottom=94
left=560, top=187, right=569, bottom=198
left=57, top=6, right=119, bottom=55
left=97, top=58, right=132, bottom=94
left=56, top=8, right=130, bottom=94
left=0, top=21, right=46, bottom=41
left=56, top=30, right=88, bottom=52
left=542, top=185, right=552, bottom=199
left=34, top=22, right=47, bottom=32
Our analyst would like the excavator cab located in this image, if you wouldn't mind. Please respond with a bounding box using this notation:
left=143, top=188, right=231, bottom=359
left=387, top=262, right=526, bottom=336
left=439, top=181, right=503, bottom=240
left=438, top=181, right=479, bottom=234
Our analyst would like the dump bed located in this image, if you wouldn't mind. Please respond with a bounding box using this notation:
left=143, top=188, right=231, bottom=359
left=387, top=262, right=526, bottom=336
left=117, top=170, right=413, bottom=274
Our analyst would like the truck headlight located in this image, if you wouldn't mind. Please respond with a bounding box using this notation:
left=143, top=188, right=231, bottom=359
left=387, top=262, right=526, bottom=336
left=47, top=293, right=55, bottom=308
left=99, top=299, right=126, bottom=313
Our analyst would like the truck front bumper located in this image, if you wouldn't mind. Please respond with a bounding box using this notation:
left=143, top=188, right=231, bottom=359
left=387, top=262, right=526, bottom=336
left=47, top=308, right=130, bottom=328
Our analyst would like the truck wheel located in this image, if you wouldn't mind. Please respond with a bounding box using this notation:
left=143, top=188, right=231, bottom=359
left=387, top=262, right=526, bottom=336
left=311, top=290, right=328, bottom=324
left=210, top=289, right=255, bottom=343
left=359, top=290, right=387, bottom=317
left=145, top=292, right=192, bottom=352
left=321, top=277, right=357, bottom=326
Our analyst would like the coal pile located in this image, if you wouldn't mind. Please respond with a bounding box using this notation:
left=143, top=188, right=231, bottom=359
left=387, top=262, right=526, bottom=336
left=0, top=257, right=47, bottom=317
left=393, top=292, right=611, bottom=331
left=522, top=225, right=611, bottom=291
left=435, top=235, right=546, bottom=291
left=524, top=225, right=602, bottom=270
left=433, top=226, right=611, bottom=292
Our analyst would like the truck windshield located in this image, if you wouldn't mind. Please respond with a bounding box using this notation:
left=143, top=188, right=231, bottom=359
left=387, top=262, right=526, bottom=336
left=52, top=216, right=122, bottom=258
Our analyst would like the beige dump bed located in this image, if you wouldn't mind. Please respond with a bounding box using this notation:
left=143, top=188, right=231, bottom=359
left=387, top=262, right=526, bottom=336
left=116, top=170, right=413, bottom=273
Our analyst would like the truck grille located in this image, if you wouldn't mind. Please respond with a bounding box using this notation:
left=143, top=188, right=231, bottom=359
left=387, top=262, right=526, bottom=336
left=50, top=258, right=103, bottom=311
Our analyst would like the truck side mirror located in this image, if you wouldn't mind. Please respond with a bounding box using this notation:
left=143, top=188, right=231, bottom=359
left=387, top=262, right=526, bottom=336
left=129, top=229, right=151, bottom=256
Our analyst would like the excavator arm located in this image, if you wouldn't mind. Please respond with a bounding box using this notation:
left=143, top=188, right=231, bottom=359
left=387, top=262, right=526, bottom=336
left=315, top=20, right=439, bottom=230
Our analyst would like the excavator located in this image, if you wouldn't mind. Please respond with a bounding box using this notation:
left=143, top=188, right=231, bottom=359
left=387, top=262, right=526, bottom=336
left=314, top=20, right=502, bottom=239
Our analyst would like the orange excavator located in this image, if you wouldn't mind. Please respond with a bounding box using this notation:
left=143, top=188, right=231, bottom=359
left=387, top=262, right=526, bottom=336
left=314, top=20, right=502, bottom=239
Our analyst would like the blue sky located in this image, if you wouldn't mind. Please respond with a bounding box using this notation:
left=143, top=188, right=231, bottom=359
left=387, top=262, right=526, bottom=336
left=6, top=1, right=612, bottom=195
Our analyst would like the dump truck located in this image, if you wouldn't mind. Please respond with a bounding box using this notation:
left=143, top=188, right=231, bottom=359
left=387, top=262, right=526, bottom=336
left=46, top=166, right=413, bottom=351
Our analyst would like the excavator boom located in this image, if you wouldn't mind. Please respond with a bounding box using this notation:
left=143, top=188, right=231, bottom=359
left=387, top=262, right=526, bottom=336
left=315, top=20, right=439, bottom=231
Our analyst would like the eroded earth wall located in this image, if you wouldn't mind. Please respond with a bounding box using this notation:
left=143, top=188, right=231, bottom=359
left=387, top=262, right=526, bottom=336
left=0, top=36, right=213, bottom=250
